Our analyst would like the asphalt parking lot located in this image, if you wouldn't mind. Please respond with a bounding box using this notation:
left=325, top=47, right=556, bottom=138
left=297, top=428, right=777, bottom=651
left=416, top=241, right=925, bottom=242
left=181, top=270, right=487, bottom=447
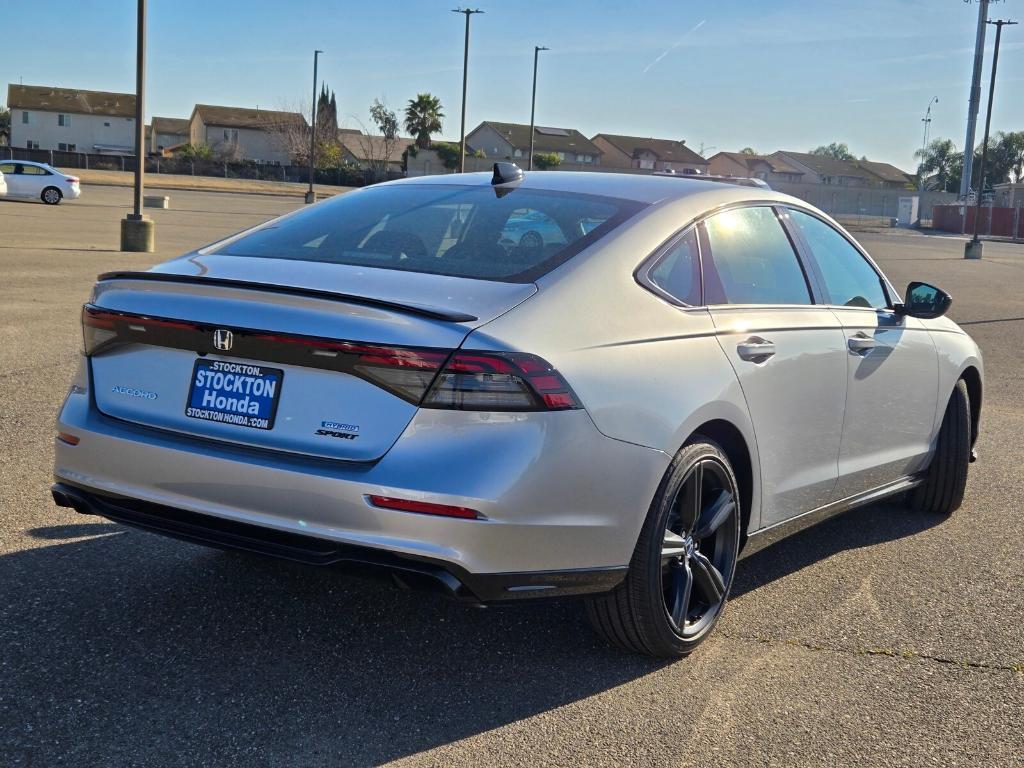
left=1, top=185, right=1022, bottom=767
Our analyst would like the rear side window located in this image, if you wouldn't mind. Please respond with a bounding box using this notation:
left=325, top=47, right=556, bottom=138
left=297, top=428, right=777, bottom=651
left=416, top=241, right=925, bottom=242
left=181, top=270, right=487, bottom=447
left=787, top=209, right=889, bottom=308
left=701, top=206, right=812, bottom=305
left=214, top=184, right=643, bottom=283
left=646, top=228, right=702, bottom=305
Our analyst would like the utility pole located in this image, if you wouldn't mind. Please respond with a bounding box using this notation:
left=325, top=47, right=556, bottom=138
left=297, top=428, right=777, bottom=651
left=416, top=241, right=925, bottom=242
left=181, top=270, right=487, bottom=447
left=960, top=0, right=990, bottom=201
left=452, top=8, right=482, bottom=173
left=528, top=46, right=549, bottom=171
left=919, top=96, right=938, bottom=192
left=966, top=18, right=1016, bottom=259
left=305, top=49, right=322, bottom=205
left=120, top=0, right=153, bottom=252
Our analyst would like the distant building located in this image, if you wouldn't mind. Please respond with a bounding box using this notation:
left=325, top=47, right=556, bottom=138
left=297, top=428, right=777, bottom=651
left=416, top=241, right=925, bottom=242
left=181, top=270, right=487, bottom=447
left=7, top=83, right=137, bottom=154
left=853, top=159, right=916, bottom=190
left=189, top=104, right=305, bottom=164
left=770, top=152, right=912, bottom=189
left=467, top=121, right=602, bottom=166
left=150, top=116, right=189, bottom=155
left=338, top=130, right=416, bottom=174
left=707, top=152, right=805, bottom=183
left=591, top=134, right=707, bottom=174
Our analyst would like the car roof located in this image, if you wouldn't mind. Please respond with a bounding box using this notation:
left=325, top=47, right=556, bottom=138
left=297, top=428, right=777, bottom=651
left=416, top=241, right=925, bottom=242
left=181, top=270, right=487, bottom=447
left=380, top=170, right=795, bottom=207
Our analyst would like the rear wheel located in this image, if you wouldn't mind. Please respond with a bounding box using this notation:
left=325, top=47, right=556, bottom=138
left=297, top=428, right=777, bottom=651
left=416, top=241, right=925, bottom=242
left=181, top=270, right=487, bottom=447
left=41, top=187, right=62, bottom=205
left=519, top=230, right=543, bottom=248
left=911, top=378, right=970, bottom=516
left=586, top=440, right=741, bottom=657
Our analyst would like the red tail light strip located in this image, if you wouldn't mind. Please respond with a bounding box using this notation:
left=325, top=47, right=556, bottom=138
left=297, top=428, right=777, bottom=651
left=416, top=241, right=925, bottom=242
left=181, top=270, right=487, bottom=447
left=82, top=306, right=581, bottom=412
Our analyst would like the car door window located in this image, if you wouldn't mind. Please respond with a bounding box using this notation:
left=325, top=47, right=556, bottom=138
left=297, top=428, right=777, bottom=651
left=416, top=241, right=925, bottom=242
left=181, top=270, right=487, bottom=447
left=645, top=228, right=701, bottom=305
left=787, top=209, right=889, bottom=308
left=0, top=163, right=13, bottom=175
left=23, top=165, right=49, bottom=176
left=701, top=206, right=812, bottom=305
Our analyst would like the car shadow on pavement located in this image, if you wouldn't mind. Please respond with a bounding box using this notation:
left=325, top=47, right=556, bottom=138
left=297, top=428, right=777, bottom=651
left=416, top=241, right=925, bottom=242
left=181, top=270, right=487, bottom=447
left=4, top=500, right=944, bottom=765
left=1, top=524, right=667, bottom=766
left=731, top=501, right=942, bottom=598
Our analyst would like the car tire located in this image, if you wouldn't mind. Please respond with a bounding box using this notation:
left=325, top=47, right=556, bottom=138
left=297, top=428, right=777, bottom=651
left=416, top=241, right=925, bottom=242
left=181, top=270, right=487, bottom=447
left=42, top=187, right=63, bottom=205
left=911, top=378, right=971, bottom=516
left=585, top=439, right=741, bottom=657
left=519, top=230, right=543, bottom=248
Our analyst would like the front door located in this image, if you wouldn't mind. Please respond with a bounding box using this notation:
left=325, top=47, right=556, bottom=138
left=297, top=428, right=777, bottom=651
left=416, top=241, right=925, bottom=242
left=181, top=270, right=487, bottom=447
left=700, top=206, right=848, bottom=527
left=783, top=208, right=939, bottom=498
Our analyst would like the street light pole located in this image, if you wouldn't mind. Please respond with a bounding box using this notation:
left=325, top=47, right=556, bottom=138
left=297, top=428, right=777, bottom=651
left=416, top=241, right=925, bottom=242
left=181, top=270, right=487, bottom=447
left=966, top=18, right=1017, bottom=259
left=528, top=45, right=549, bottom=171
left=305, top=49, right=323, bottom=205
left=452, top=8, right=482, bottom=173
left=918, top=96, right=937, bottom=192
left=120, top=0, right=153, bottom=252
left=960, top=0, right=990, bottom=201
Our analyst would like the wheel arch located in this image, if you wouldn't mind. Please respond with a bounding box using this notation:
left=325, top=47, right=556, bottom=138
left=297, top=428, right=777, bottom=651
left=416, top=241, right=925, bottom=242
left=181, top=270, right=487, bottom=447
left=959, top=364, right=982, bottom=448
left=687, top=419, right=754, bottom=550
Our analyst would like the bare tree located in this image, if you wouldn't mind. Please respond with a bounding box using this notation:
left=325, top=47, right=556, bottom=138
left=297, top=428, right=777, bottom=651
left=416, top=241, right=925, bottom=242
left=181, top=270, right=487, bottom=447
left=260, top=102, right=331, bottom=166
left=347, top=100, right=402, bottom=181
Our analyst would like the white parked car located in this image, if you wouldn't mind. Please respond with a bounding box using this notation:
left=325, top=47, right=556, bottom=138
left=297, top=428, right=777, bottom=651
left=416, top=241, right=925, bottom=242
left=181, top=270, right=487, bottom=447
left=0, top=160, right=81, bottom=204
left=0, top=168, right=7, bottom=197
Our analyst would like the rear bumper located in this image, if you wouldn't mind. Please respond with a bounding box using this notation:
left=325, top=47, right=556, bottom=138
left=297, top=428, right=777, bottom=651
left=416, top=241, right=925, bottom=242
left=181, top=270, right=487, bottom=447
left=52, top=482, right=626, bottom=602
left=55, top=380, right=669, bottom=584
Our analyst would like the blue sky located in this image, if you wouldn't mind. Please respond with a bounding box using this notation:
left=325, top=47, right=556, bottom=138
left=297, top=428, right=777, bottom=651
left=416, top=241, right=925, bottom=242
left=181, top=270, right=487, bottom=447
left=3, top=0, right=1022, bottom=169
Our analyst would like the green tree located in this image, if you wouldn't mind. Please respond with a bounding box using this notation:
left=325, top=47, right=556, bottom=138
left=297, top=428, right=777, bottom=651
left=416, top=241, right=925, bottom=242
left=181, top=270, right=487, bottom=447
left=914, top=138, right=961, bottom=192
left=989, top=131, right=1024, bottom=184
left=370, top=99, right=398, bottom=140
left=433, top=141, right=463, bottom=170
left=739, top=147, right=757, bottom=155
left=179, top=142, right=213, bottom=161
left=533, top=151, right=561, bottom=170
left=0, top=106, right=10, bottom=140
left=404, top=93, right=444, bottom=150
left=810, top=142, right=855, bottom=161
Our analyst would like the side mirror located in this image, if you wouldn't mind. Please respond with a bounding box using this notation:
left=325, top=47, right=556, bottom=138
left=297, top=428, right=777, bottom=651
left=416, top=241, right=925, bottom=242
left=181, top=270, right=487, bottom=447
left=896, top=281, right=952, bottom=319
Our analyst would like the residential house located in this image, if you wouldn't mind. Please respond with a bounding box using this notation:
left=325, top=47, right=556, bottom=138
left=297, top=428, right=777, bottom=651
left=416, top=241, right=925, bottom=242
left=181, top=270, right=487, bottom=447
left=771, top=151, right=877, bottom=187
left=591, top=134, right=707, bottom=174
left=7, top=83, right=136, bottom=154
left=189, top=104, right=305, bottom=164
left=338, top=129, right=416, bottom=175
left=854, top=160, right=915, bottom=190
left=707, top=152, right=805, bottom=183
left=150, top=116, right=189, bottom=155
left=467, top=121, right=602, bottom=166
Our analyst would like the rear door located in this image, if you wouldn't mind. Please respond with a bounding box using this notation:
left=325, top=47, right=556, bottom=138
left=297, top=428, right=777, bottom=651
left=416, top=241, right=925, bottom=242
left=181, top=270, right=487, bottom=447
left=783, top=208, right=939, bottom=497
left=701, top=205, right=848, bottom=526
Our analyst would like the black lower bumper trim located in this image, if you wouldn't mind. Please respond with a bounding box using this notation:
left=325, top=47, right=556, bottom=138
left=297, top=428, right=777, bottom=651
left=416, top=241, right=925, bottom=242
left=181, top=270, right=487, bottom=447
left=51, top=482, right=626, bottom=603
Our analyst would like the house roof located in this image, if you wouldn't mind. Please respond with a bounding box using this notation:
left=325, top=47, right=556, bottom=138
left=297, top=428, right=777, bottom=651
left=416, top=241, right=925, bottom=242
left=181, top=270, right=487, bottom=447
left=855, top=160, right=914, bottom=185
left=7, top=83, right=135, bottom=118
left=711, top=151, right=803, bottom=175
left=339, top=131, right=416, bottom=162
left=774, top=151, right=873, bottom=179
left=192, top=104, right=306, bottom=130
left=151, top=116, right=189, bottom=135
left=471, top=121, right=602, bottom=156
left=593, top=134, right=706, bottom=165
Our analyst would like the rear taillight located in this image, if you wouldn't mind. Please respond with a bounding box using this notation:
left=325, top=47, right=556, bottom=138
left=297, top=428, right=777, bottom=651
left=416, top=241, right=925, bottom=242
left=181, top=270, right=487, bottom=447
left=65, top=176, right=80, bottom=184
left=421, top=351, right=581, bottom=412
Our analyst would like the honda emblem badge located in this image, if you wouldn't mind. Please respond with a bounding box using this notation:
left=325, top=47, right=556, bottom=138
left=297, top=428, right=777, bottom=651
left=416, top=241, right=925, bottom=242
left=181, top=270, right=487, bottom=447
left=213, top=329, right=233, bottom=351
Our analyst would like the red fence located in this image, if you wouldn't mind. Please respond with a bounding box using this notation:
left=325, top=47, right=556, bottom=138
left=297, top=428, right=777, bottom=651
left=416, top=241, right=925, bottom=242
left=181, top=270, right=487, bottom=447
left=932, top=204, right=1024, bottom=239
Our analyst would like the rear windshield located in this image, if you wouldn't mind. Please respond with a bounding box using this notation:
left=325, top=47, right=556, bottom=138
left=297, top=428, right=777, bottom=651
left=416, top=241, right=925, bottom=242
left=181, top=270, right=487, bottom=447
left=213, top=184, right=645, bottom=282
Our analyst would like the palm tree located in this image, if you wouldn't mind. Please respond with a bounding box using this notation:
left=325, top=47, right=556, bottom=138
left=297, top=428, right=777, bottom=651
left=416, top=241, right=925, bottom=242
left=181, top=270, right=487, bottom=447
left=994, top=131, right=1024, bottom=183
left=404, top=93, right=444, bottom=150
left=915, top=138, right=960, bottom=192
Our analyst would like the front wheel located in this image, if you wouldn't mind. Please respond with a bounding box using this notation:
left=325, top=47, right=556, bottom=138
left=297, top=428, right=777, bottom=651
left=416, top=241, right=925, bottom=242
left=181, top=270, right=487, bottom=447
left=911, top=378, right=971, bottom=516
left=586, top=440, right=741, bottom=657
left=41, top=187, right=62, bottom=205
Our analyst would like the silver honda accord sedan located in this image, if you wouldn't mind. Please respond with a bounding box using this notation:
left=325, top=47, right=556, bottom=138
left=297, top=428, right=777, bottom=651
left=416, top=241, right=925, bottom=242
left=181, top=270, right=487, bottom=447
left=52, top=165, right=982, bottom=657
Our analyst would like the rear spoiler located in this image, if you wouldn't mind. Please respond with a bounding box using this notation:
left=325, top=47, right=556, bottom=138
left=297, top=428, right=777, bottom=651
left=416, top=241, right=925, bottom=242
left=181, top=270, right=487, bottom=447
left=96, top=271, right=478, bottom=323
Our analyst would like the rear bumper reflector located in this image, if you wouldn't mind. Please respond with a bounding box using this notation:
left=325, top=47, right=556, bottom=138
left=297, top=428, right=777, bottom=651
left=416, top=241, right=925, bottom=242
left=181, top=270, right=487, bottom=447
left=366, top=494, right=482, bottom=520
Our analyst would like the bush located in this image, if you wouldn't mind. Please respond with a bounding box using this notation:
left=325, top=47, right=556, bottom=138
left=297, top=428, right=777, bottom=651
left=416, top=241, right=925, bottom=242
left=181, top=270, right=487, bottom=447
left=533, top=152, right=561, bottom=170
